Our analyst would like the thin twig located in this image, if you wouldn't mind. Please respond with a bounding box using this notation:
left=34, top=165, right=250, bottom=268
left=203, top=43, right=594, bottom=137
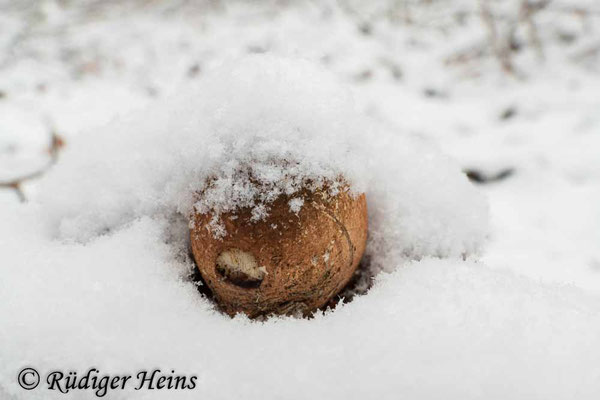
left=519, top=0, right=546, bottom=61
left=0, top=131, right=65, bottom=202
left=445, top=41, right=488, bottom=66
left=479, top=0, right=514, bottom=74
left=571, top=41, right=600, bottom=62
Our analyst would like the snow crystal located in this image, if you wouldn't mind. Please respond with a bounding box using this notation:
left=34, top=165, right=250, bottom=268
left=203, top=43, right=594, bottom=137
left=288, top=197, right=304, bottom=213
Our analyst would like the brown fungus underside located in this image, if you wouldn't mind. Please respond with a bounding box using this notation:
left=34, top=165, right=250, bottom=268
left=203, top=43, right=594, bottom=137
left=190, top=186, right=368, bottom=318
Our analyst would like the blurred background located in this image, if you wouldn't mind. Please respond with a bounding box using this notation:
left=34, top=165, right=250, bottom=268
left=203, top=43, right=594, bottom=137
left=0, top=0, right=599, bottom=290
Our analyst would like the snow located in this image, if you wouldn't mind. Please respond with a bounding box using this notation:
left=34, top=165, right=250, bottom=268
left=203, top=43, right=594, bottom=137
left=36, top=55, right=487, bottom=268
left=2, top=202, right=600, bottom=399
left=1, top=1, right=600, bottom=398
left=36, top=55, right=371, bottom=240
left=288, top=197, right=304, bottom=214
left=1, top=205, right=600, bottom=399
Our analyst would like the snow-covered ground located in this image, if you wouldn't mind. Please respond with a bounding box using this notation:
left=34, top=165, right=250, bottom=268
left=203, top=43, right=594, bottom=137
left=1, top=1, right=599, bottom=399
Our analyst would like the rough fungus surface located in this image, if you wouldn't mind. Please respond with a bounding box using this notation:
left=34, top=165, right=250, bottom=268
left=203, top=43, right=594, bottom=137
left=190, top=187, right=368, bottom=318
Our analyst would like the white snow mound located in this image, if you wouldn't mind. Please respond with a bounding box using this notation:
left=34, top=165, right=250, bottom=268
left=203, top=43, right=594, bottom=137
left=38, top=54, right=488, bottom=272
left=1, top=205, right=600, bottom=399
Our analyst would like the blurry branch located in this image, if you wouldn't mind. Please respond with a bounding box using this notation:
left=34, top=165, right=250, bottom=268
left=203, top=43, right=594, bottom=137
left=389, top=0, right=413, bottom=25
left=479, top=0, right=514, bottom=74
left=547, top=5, right=600, bottom=17
left=0, top=132, right=65, bottom=202
left=445, top=42, right=487, bottom=66
left=455, top=0, right=552, bottom=75
left=518, top=0, right=547, bottom=61
left=570, top=41, right=600, bottom=62
left=335, top=0, right=374, bottom=33
left=336, top=0, right=598, bottom=75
